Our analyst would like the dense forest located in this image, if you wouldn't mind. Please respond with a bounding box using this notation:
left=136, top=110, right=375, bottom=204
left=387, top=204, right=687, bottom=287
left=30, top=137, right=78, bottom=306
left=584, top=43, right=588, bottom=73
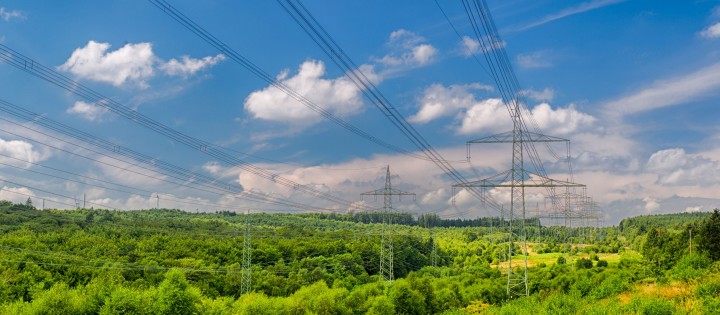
left=0, top=200, right=719, bottom=314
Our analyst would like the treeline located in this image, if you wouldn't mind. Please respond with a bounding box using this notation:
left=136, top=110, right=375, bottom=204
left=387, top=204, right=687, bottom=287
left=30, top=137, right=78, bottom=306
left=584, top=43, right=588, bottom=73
left=295, top=212, right=539, bottom=228
left=2, top=200, right=720, bottom=314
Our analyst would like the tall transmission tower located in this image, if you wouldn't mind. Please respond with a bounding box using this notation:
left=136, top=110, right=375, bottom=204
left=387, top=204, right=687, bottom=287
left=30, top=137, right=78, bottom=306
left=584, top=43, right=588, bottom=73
left=456, top=132, right=584, bottom=298
left=430, top=227, right=438, bottom=268
left=361, top=166, right=415, bottom=282
left=240, top=211, right=252, bottom=295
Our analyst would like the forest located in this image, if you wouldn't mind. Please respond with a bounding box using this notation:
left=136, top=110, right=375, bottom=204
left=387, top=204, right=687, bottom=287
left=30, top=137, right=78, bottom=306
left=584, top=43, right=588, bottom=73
left=0, top=200, right=719, bottom=314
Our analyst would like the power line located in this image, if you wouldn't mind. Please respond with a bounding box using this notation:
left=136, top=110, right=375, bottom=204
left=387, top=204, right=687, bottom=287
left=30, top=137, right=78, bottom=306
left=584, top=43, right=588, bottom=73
left=147, top=0, right=443, bottom=164
left=0, top=44, right=372, bottom=212
left=276, top=0, right=502, bottom=216
left=0, top=98, right=333, bottom=212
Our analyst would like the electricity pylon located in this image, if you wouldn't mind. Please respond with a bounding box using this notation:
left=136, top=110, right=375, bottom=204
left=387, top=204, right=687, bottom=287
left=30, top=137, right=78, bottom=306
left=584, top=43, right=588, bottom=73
left=455, top=130, right=584, bottom=298
left=361, top=166, right=415, bottom=282
left=240, top=211, right=252, bottom=295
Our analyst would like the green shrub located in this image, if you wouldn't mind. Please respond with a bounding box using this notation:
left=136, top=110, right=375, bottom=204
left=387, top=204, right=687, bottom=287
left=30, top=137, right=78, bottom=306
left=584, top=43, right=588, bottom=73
left=696, top=277, right=720, bottom=298
left=575, top=258, right=593, bottom=269
left=596, top=260, right=608, bottom=268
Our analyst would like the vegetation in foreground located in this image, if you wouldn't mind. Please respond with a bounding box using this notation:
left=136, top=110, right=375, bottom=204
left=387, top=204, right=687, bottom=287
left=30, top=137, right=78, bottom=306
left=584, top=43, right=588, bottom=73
left=0, top=199, right=719, bottom=314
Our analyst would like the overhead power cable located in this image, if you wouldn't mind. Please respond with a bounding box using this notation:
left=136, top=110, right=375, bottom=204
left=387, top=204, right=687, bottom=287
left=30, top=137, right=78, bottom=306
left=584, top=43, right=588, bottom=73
left=274, top=0, right=503, bottom=215
left=0, top=98, right=329, bottom=211
left=147, top=0, right=442, bottom=163
left=0, top=113, right=321, bottom=212
left=0, top=44, right=370, bottom=212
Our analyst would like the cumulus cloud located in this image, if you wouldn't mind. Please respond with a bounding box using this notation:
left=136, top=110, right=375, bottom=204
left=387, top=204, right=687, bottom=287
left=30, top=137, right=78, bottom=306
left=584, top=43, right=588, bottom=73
left=516, top=50, right=553, bottom=68
left=58, top=41, right=156, bottom=88
left=684, top=205, right=702, bottom=213
left=0, top=7, right=24, bottom=22
left=457, top=98, right=509, bottom=134
left=410, top=83, right=594, bottom=135
left=244, top=60, right=367, bottom=126
left=0, top=186, right=34, bottom=204
left=700, top=22, right=720, bottom=39
left=58, top=41, right=225, bottom=89
left=409, top=83, right=493, bottom=123
left=375, top=29, right=437, bottom=68
left=0, top=138, right=45, bottom=168
left=93, top=156, right=168, bottom=187
left=646, top=148, right=720, bottom=186
left=66, top=101, right=108, bottom=122
left=528, top=103, right=596, bottom=135
left=159, top=54, right=226, bottom=77
left=642, top=196, right=659, bottom=213
left=461, top=36, right=481, bottom=56
left=459, top=36, right=505, bottom=56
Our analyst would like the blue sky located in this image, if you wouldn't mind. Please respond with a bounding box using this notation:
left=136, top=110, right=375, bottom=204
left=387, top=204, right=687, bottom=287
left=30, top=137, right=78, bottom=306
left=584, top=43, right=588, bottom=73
left=1, top=0, right=720, bottom=224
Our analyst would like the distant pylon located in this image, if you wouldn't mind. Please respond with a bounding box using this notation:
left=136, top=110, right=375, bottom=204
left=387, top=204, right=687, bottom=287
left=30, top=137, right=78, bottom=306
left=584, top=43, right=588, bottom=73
left=430, top=227, right=438, bottom=268
left=361, top=166, right=415, bottom=282
left=456, top=131, right=584, bottom=298
left=240, top=211, right=252, bottom=295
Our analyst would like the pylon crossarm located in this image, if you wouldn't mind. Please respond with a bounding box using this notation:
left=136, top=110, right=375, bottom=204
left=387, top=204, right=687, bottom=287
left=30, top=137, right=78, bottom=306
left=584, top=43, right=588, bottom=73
left=453, top=170, right=585, bottom=188
left=468, top=130, right=569, bottom=144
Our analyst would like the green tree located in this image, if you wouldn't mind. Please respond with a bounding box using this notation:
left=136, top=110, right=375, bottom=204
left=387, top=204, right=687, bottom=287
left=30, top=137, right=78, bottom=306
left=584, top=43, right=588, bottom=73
left=700, top=209, right=720, bottom=261
left=389, top=279, right=425, bottom=315
left=155, top=269, right=200, bottom=315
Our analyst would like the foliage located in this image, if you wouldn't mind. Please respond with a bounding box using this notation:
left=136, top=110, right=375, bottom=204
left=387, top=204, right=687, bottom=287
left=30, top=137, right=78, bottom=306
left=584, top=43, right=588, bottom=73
left=699, top=209, right=720, bottom=261
left=0, top=202, right=716, bottom=314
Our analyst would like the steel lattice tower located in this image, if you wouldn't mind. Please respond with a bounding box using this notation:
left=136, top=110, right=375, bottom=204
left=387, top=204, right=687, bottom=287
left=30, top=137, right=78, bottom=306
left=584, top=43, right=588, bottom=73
left=361, top=166, right=415, bottom=282
left=430, top=227, right=438, bottom=268
left=456, top=131, right=584, bottom=298
left=240, top=212, right=252, bottom=295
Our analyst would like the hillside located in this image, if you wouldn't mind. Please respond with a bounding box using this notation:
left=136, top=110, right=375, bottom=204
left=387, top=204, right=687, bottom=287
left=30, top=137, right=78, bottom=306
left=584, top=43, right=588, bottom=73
left=0, top=202, right=718, bottom=314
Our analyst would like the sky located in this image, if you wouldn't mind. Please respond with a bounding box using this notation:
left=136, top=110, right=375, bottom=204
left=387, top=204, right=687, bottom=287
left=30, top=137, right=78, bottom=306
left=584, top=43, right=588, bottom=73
left=1, top=0, right=720, bottom=225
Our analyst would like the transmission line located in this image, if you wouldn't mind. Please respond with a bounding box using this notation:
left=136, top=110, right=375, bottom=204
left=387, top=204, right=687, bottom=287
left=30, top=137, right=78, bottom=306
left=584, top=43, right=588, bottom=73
left=275, top=0, right=504, bottom=216
left=0, top=44, right=372, bottom=212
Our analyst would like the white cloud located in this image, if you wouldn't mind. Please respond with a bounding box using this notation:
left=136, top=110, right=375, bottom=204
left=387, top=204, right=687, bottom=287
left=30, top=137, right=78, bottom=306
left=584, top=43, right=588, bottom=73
left=459, top=101, right=595, bottom=136
left=202, top=161, right=224, bottom=175
left=646, top=148, right=720, bottom=186
left=409, top=83, right=594, bottom=135
left=516, top=50, right=552, bottom=68
left=58, top=41, right=157, bottom=89
left=93, top=156, right=168, bottom=187
left=0, top=186, right=34, bottom=204
left=244, top=60, right=367, bottom=126
left=642, top=196, right=659, bottom=213
left=58, top=41, right=225, bottom=89
left=459, top=36, right=505, bottom=57
left=0, top=7, right=24, bottom=22
left=521, top=88, right=555, bottom=102
left=700, top=22, right=720, bottom=38
left=512, top=0, right=626, bottom=32
left=461, top=36, right=480, bottom=56
left=0, top=138, right=45, bottom=168
left=528, top=103, right=596, bottom=135
left=66, top=101, right=108, bottom=122
left=602, top=62, right=720, bottom=119
left=409, top=83, right=493, bottom=124
left=376, top=29, right=437, bottom=68
left=160, top=54, right=226, bottom=77
left=457, top=98, right=509, bottom=134
left=684, top=205, right=702, bottom=213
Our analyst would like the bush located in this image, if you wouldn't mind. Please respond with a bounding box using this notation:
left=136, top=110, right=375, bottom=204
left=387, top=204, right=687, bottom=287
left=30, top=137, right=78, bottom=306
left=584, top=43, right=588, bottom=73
left=696, top=277, right=720, bottom=298
left=591, top=274, right=630, bottom=299
left=575, top=258, right=593, bottom=269
left=671, top=254, right=711, bottom=282
left=596, top=260, right=608, bottom=268
left=557, top=256, right=566, bottom=265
